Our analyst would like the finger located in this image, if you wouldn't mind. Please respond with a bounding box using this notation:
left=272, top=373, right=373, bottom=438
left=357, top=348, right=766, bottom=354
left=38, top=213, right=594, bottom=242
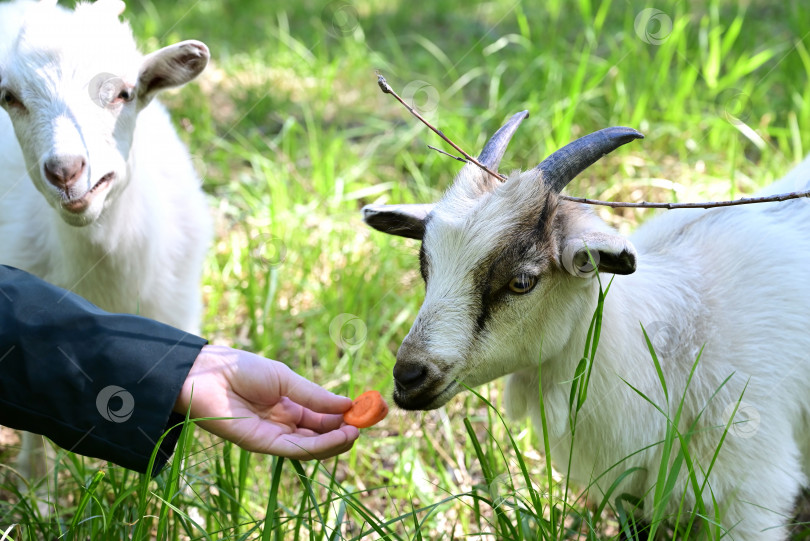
left=306, top=426, right=359, bottom=460
left=268, top=398, right=345, bottom=433
left=297, top=410, right=347, bottom=433
left=276, top=365, right=354, bottom=414
left=272, top=429, right=356, bottom=460
left=266, top=426, right=359, bottom=460
left=291, top=427, right=320, bottom=437
left=276, top=431, right=354, bottom=461
left=312, top=438, right=356, bottom=461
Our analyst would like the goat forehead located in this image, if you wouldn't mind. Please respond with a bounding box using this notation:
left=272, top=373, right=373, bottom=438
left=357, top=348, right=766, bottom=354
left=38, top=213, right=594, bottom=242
left=426, top=171, right=553, bottom=270
left=11, top=6, right=140, bottom=80
left=436, top=168, right=550, bottom=224
left=423, top=214, right=511, bottom=279
left=14, top=44, right=138, bottom=82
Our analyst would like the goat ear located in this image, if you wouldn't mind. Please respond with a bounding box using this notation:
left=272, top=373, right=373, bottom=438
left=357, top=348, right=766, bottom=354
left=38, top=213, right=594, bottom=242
left=362, top=203, right=434, bottom=240
left=560, top=232, right=637, bottom=277
left=137, top=40, right=209, bottom=104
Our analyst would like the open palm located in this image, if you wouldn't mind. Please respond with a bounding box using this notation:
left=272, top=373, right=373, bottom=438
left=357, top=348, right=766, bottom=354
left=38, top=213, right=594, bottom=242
left=176, top=345, right=359, bottom=460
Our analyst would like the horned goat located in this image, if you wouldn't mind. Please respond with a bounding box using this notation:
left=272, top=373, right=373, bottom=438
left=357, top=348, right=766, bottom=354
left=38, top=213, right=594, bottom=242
left=363, top=110, right=810, bottom=540
left=0, top=0, right=211, bottom=489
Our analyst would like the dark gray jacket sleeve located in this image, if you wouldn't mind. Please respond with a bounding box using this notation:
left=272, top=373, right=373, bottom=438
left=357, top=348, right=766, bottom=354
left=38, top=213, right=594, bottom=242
left=0, top=265, right=207, bottom=475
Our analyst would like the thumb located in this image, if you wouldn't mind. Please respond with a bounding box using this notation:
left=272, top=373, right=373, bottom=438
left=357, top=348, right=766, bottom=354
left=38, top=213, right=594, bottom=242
left=276, top=364, right=353, bottom=414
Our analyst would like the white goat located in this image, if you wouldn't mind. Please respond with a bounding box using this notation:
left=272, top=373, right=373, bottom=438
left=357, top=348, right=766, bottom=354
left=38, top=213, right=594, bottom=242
left=0, top=0, right=211, bottom=487
left=363, top=110, right=810, bottom=540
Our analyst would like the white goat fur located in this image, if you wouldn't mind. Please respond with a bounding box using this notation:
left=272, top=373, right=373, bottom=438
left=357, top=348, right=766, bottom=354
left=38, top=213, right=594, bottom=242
left=0, top=0, right=211, bottom=484
left=366, top=130, right=810, bottom=538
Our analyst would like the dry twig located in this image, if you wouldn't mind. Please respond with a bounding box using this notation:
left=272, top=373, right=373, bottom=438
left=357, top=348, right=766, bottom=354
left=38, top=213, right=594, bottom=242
left=377, top=73, right=506, bottom=182
left=426, top=145, right=467, bottom=163
left=379, top=72, right=810, bottom=210
left=560, top=191, right=810, bottom=209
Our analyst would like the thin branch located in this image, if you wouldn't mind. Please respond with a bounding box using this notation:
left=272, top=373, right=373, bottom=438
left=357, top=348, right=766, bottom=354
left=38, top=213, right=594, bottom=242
left=427, top=145, right=467, bottom=163
left=377, top=73, right=506, bottom=181
left=423, top=142, right=810, bottom=209
left=559, top=190, right=810, bottom=209
left=377, top=72, right=807, bottom=210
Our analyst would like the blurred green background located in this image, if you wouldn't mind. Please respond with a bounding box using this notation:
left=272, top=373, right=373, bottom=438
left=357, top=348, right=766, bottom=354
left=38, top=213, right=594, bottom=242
left=138, top=0, right=810, bottom=377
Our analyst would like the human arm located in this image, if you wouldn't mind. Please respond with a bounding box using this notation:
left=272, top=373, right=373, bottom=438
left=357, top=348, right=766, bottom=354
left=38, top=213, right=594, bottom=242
left=0, top=265, right=204, bottom=475
left=0, top=265, right=359, bottom=474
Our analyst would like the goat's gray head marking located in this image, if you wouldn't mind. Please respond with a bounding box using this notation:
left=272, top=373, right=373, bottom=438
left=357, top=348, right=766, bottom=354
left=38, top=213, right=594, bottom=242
left=363, top=112, right=643, bottom=410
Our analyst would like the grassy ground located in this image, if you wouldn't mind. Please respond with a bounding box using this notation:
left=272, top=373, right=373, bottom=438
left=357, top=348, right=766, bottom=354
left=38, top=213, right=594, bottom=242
left=2, top=0, right=810, bottom=538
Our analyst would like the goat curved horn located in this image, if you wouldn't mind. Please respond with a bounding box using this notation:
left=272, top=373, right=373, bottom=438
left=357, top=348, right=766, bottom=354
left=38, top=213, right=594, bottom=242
left=536, top=127, right=644, bottom=193
left=477, top=110, right=530, bottom=171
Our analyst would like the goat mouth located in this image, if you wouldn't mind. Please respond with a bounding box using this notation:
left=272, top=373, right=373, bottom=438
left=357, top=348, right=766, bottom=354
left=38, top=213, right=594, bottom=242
left=60, top=172, right=114, bottom=213
left=394, top=381, right=457, bottom=411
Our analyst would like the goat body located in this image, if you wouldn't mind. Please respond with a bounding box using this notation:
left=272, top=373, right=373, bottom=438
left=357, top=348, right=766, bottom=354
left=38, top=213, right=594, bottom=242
left=364, top=111, right=810, bottom=539
left=0, top=0, right=210, bottom=331
left=0, top=0, right=211, bottom=486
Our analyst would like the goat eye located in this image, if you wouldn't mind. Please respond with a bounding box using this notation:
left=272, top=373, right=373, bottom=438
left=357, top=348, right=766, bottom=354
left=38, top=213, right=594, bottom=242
left=1, top=89, right=23, bottom=109
left=507, top=274, right=537, bottom=294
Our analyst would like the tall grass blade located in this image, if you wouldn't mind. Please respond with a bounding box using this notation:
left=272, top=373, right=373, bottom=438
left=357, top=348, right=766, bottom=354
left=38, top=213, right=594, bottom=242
left=261, top=456, right=285, bottom=541
left=463, top=417, right=518, bottom=539
left=67, top=469, right=105, bottom=539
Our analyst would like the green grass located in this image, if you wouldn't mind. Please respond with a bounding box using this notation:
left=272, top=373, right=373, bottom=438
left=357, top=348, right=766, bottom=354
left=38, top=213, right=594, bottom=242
left=2, top=0, right=810, bottom=538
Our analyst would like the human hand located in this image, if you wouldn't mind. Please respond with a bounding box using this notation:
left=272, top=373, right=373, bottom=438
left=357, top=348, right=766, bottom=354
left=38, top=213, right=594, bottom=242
left=174, top=345, right=359, bottom=460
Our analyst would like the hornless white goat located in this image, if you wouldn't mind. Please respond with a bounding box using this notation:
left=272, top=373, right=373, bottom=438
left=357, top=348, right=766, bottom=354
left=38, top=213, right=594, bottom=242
left=0, top=0, right=211, bottom=487
left=363, top=111, right=810, bottom=540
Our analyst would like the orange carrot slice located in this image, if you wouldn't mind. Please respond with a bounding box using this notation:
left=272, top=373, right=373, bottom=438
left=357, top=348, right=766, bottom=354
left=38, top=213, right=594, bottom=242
left=343, top=390, right=389, bottom=428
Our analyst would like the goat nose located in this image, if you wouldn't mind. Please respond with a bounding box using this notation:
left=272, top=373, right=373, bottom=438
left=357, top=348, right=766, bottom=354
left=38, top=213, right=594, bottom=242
left=393, top=362, right=428, bottom=391
left=44, top=155, right=86, bottom=190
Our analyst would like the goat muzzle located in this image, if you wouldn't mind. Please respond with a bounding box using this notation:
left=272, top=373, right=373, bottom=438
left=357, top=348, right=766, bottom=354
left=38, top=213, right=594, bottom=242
left=392, top=340, right=454, bottom=410
left=44, top=154, right=86, bottom=191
